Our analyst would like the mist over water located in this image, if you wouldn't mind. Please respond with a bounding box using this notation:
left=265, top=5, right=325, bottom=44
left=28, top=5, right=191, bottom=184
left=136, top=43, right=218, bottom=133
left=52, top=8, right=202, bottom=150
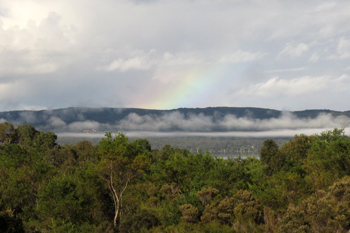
left=57, top=127, right=346, bottom=159
left=56, top=127, right=350, bottom=139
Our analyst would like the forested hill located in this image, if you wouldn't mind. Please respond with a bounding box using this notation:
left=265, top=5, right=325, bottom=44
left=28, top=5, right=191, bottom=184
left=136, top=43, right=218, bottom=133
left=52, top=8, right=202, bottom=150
left=0, top=107, right=349, bottom=132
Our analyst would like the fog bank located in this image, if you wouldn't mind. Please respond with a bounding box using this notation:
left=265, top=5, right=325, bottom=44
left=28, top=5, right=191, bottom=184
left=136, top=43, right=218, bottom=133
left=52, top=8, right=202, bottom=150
left=57, top=127, right=350, bottom=139
left=52, top=111, right=350, bottom=133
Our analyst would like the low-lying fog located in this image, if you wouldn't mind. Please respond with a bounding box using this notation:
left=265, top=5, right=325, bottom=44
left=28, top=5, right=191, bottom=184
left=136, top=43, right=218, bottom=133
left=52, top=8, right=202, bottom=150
left=46, top=111, right=350, bottom=134
left=4, top=110, right=350, bottom=137
left=57, top=127, right=350, bottom=139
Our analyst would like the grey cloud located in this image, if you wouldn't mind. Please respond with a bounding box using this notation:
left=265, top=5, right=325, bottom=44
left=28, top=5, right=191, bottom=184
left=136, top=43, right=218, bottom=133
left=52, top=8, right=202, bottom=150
left=100, top=50, right=206, bottom=75
left=329, top=37, right=350, bottom=59
left=279, top=43, right=309, bottom=58
left=220, top=50, right=266, bottom=63
left=234, top=74, right=350, bottom=98
left=264, top=67, right=308, bottom=73
left=130, top=0, right=159, bottom=4
left=1, top=0, right=350, bottom=112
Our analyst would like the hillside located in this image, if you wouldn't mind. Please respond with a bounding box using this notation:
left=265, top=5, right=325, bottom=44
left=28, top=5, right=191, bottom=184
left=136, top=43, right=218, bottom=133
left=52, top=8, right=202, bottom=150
left=0, top=107, right=349, bottom=132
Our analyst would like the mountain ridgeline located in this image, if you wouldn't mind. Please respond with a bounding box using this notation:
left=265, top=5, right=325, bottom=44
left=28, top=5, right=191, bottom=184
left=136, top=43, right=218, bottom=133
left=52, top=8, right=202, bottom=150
left=0, top=107, right=349, bottom=132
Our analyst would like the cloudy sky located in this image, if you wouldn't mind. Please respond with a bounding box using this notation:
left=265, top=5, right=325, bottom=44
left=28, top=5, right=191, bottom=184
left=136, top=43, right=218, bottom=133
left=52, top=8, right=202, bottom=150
left=1, top=0, right=350, bottom=112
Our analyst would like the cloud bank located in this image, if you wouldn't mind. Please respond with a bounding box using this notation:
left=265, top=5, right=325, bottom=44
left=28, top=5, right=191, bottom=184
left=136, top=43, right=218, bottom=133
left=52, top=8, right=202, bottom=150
left=115, top=111, right=350, bottom=132
left=35, top=111, right=350, bottom=134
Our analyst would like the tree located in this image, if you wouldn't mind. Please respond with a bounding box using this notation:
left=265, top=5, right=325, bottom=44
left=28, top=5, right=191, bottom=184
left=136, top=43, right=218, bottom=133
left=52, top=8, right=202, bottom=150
left=15, top=125, right=38, bottom=147
left=279, top=176, right=350, bottom=232
left=305, top=128, right=350, bottom=190
left=0, top=122, right=16, bottom=144
left=96, top=132, right=149, bottom=228
left=33, top=131, right=57, bottom=150
left=260, top=139, right=279, bottom=174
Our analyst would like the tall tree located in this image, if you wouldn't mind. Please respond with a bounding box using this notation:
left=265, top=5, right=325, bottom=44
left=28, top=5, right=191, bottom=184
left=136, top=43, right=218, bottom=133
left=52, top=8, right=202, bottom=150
left=96, top=132, right=149, bottom=228
left=260, top=139, right=279, bottom=174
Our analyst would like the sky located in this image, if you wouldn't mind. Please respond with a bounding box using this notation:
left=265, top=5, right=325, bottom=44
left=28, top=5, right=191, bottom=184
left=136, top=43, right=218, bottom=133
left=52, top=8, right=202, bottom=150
left=1, top=0, right=350, bottom=112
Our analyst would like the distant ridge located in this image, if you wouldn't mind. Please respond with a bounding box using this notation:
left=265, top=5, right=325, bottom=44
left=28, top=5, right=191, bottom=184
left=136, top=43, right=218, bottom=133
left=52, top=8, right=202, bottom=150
left=1, top=107, right=350, bottom=132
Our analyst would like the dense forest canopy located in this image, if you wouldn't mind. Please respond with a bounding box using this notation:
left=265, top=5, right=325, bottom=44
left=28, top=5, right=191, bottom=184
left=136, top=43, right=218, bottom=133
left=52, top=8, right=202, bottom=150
left=1, top=122, right=350, bottom=232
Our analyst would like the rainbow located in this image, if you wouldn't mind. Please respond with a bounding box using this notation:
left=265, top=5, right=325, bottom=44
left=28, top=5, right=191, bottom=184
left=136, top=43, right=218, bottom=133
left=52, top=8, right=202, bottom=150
left=135, top=64, right=234, bottom=110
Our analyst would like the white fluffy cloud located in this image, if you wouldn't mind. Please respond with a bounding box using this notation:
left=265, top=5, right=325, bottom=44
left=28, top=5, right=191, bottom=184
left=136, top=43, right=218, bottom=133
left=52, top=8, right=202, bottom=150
left=0, top=12, right=77, bottom=76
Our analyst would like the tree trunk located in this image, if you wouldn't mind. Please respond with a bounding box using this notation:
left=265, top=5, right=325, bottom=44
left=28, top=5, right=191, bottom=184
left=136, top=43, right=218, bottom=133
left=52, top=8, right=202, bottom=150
left=107, top=164, right=134, bottom=228
left=114, top=201, right=120, bottom=227
left=108, top=169, right=131, bottom=228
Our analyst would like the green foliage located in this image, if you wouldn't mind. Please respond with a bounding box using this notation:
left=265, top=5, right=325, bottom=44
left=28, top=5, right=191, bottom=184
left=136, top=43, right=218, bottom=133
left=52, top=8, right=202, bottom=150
left=33, top=131, right=57, bottom=150
left=0, top=144, right=27, bottom=168
left=0, top=122, right=16, bottom=144
left=96, top=132, right=151, bottom=228
left=179, top=204, right=200, bottom=223
left=201, top=197, right=234, bottom=225
left=15, top=124, right=38, bottom=147
left=233, top=190, right=264, bottom=226
left=119, top=209, right=160, bottom=233
left=260, top=139, right=279, bottom=175
left=2, top=124, right=350, bottom=232
left=280, top=176, right=350, bottom=232
left=280, top=134, right=312, bottom=162
left=37, top=174, right=88, bottom=224
left=197, top=187, right=219, bottom=205
left=305, top=128, right=350, bottom=190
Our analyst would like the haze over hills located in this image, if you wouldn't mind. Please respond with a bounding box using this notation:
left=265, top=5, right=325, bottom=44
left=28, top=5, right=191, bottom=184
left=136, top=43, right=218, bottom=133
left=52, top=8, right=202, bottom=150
left=1, top=107, right=350, bottom=134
